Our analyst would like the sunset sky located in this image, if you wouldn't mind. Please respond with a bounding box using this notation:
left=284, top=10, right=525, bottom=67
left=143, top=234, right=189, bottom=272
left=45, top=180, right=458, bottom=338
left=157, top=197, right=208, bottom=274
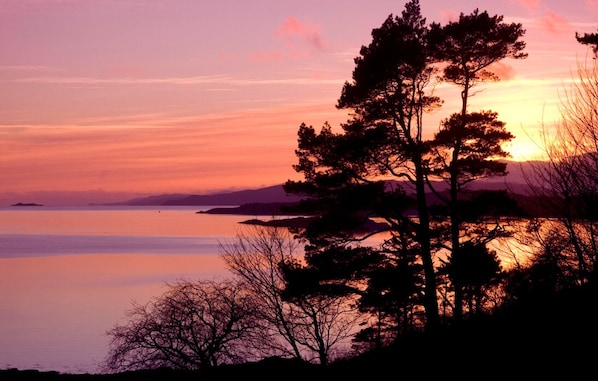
left=1, top=0, right=596, bottom=205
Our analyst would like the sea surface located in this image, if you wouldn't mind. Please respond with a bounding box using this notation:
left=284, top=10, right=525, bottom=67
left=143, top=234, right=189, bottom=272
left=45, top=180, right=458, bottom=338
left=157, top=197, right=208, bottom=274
left=0, top=206, right=531, bottom=374
left=0, top=205, right=256, bottom=374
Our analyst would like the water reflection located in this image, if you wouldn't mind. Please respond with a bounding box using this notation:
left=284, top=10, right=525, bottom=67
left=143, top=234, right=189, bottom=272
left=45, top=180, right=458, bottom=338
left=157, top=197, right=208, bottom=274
left=0, top=207, right=541, bottom=374
left=0, top=206, right=243, bottom=374
left=0, top=253, right=231, bottom=374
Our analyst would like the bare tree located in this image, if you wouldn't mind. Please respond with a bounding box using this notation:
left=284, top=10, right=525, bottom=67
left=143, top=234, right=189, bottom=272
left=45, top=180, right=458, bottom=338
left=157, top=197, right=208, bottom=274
left=103, top=278, right=258, bottom=372
left=219, top=225, right=362, bottom=365
left=523, top=44, right=598, bottom=287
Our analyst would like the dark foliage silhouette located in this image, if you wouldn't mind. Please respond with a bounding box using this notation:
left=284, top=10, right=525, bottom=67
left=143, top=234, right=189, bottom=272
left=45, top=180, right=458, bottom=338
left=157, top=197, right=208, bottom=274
left=283, top=0, right=527, bottom=345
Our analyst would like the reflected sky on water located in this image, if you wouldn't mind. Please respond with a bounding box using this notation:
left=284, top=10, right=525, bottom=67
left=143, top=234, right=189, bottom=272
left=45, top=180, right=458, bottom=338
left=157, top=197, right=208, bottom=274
left=0, top=206, right=247, bottom=374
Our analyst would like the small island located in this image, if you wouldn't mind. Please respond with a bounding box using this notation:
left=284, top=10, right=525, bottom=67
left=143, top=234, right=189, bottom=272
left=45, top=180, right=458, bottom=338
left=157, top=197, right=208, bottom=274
left=11, top=202, right=43, bottom=207
left=197, top=202, right=301, bottom=216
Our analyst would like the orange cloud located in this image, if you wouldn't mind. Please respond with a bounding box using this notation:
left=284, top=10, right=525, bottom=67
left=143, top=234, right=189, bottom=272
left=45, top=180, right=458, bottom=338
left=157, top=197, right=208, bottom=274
left=440, top=10, right=459, bottom=23
left=537, top=10, right=572, bottom=35
left=249, top=51, right=285, bottom=62
left=276, top=17, right=324, bottom=57
left=277, top=17, right=323, bottom=49
left=489, top=62, right=517, bottom=81
left=517, top=0, right=541, bottom=12
left=101, top=64, right=143, bottom=78
left=247, top=17, right=326, bottom=62
left=0, top=102, right=347, bottom=199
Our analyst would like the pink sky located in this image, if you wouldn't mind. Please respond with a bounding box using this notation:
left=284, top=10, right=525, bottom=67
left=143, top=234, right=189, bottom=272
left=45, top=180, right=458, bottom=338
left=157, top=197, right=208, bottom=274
left=1, top=0, right=596, bottom=205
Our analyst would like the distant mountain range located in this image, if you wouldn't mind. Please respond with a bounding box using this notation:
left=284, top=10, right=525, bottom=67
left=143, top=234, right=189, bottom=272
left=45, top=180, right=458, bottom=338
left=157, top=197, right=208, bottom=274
left=115, top=184, right=304, bottom=206
left=113, top=161, right=538, bottom=208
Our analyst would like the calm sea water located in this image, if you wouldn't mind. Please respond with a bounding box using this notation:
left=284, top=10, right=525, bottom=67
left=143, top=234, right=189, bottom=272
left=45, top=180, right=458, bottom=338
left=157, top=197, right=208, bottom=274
left=0, top=206, right=530, bottom=374
left=0, top=206, right=253, bottom=374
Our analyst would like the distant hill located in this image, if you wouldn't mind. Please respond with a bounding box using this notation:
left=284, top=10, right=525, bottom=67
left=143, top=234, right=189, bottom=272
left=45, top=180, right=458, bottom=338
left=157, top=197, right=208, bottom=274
left=114, top=161, right=536, bottom=207
left=117, top=185, right=304, bottom=206
left=11, top=202, right=44, bottom=207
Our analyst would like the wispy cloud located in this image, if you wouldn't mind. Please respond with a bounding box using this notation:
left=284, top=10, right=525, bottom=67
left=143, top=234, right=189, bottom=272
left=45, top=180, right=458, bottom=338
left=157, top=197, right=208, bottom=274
left=0, top=101, right=343, bottom=195
left=101, top=64, right=144, bottom=77
left=13, top=75, right=234, bottom=85
left=13, top=74, right=344, bottom=87
left=537, top=10, right=572, bottom=35
left=489, top=62, right=517, bottom=80
left=276, top=17, right=324, bottom=51
left=0, top=65, right=55, bottom=72
left=440, top=10, right=459, bottom=23
left=248, top=51, right=286, bottom=62
left=250, top=17, right=327, bottom=62
left=515, top=0, right=541, bottom=12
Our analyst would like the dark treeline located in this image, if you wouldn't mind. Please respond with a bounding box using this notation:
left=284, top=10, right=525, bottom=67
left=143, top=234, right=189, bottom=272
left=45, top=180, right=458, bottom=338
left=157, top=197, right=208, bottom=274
left=7, top=2, right=598, bottom=380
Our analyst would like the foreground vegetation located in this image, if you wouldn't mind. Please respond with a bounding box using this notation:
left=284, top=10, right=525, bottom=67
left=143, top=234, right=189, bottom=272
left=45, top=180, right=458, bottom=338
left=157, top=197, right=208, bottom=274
left=3, top=281, right=597, bottom=379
